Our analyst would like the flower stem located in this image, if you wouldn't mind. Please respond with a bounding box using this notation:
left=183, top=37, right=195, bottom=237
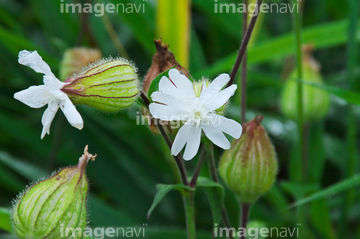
left=291, top=0, right=306, bottom=228
left=190, top=147, right=206, bottom=187
left=241, top=0, right=248, bottom=124
left=340, top=0, right=359, bottom=236
left=239, top=203, right=251, bottom=239
left=207, top=143, right=233, bottom=239
left=140, top=91, right=189, bottom=185
left=183, top=191, right=196, bottom=239
left=228, top=0, right=263, bottom=87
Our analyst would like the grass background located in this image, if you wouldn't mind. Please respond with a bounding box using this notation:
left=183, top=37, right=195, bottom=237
left=0, top=0, right=359, bottom=238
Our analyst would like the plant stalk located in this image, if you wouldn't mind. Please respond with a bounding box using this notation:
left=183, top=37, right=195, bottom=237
left=190, top=147, right=207, bottom=187
left=207, top=143, right=234, bottom=239
left=292, top=0, right=306, bottom=230
left=241, top=0, right=248, bottom=124
left=228, top=0, right=263, bottom=87
left=239, top=203, right=251, bottom=239
left=339, top=0, right=359, bottom=236
left=183, top=191, right=196, bottom=239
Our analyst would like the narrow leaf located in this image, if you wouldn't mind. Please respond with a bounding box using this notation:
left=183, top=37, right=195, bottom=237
left=147, top=184, right=194, bottom=220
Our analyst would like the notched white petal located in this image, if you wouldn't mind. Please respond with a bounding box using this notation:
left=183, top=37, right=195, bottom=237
left=18, top=50, right=55, bottom=78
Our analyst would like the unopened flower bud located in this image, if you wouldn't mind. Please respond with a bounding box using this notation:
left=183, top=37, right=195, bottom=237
left=281, top=46, right=330, bottom=122
left=12, top=146, right=96, bottom=239
left=62, top=58, right=139, bottom=112
left=60, top=47, right=102, bottom=81
left=219, top=116, right=277, bottom=203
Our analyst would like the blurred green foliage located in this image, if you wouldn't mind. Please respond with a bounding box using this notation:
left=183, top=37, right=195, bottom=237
left=0, top=0, right=359, bottom=238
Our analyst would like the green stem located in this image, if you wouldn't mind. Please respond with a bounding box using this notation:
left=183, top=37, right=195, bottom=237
left=291, top=0, right=306, bottom=230
left=183, top=191, right=196, bottom=239
left=340, top=0, right=359, bottom=236
left=207, top=144, right=234, bottom=239
left=190, top=147, right=206, bottom=187
left=241, top=0, right=248, bottom=124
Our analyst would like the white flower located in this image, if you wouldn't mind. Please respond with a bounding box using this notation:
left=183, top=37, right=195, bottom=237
left=149, top=69, right=242, bottom=160
left=14, top=50, right=83, bottom=139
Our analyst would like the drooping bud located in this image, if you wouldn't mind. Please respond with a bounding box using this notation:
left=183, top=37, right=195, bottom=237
left=60, top=47, right=102, bottom=81
left=62, top=58, right=139, bottom=112
left=219, top=116, right=277, bottom=203
left=12, top=146, right=96, bottom=239
left=280, top=46, right=330, bottom=123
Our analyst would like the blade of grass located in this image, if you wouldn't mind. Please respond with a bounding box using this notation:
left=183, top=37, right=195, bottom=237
left=156, top=0, right=191, bottom=69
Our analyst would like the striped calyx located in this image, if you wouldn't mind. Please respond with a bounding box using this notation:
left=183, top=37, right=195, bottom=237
left=219, top=116, right=277, bottom=203
left=281, top=46, right=330, bottom=123
left=12, top=146, right=96, bottom=239
left=62, top=58, right=139, bottom=112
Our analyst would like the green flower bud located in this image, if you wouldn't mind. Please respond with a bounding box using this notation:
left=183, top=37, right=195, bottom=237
left=12, top=146, right=96, bottom=239
left=281, top=47, right=330, bottom=123
left=62, top=58, right=139, bottom=112
left=219, top=116, right=278, bottom=203
left=60, top=47, right=102, bottom=81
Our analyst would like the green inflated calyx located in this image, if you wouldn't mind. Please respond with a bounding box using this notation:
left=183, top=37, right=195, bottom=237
left=281, top=46, right=330, bottom=123
left=62, top=58, right=139, bottom=112
left=219, top=116, right=278, bottom=203
left=12, top=146, right=96, bottom=239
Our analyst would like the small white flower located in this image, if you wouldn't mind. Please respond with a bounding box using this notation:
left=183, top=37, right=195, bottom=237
left=149, top=69, right=242, bottom=160
left=14, top=50, right=83, bottom=139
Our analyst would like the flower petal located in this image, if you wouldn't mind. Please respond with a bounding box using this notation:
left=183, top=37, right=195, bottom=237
left=202, top=123, right=231, bottom=150
left=14, top=85, right=49, bottom=108
left=171, top=122, right=202, bottom=160
left=159, top=76, right=178, bottom=95
left=43, top=76, right=67, bottom=100
left=151, top=92, right=189, bottom=112
left=60, top=97, right=83, bottom=130
left=205, top=85, right=237, bottom=112
left=41, top=101, right=59, bottom=139
left=18, top=50, right=55, bottom=78
left=182, top=124, right=202, bottom=160
left=208, top=73, right=230, bottom=91
left=149, top=103, right=188, bottom=121
left=217, top=115, right=242, bottom=139
left=168, top=69, right=196, bottom=98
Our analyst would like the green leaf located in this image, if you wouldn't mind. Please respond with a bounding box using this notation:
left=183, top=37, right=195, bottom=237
left=0, top=207, right=12, bottom=232
left=290, top=174, right=360, bottom=208
left=300, top=80, right=360, bottom=105
left=147, top=68, right=174, bottom=99
left=0, top=151, right=46, bottom=181
left=147, top=184, right=194, bottom=219
left=156, top=0, right=190, bottom=68
left=193, top=19, right=360, bottom=78
left=196, top=177, right=224, bottom=226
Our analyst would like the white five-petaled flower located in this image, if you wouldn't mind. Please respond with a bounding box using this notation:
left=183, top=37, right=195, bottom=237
left=149, top=69, right=242, bottom=160
left=14, top=50, right=83, bottom=139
